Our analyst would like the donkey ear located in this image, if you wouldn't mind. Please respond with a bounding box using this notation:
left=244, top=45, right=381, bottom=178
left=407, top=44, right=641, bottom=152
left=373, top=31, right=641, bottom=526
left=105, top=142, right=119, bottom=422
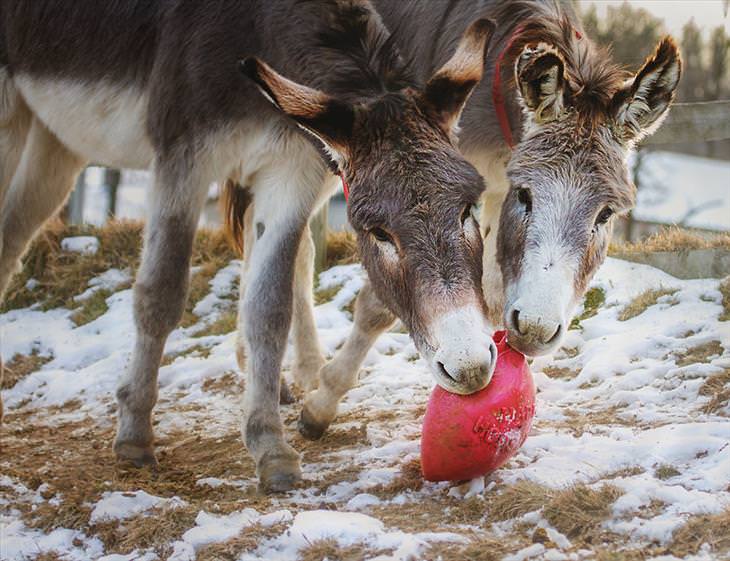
left=240, top=57, right=355, bottom=163
left=515, top=44, right=568, bottom=125
left=420, top=18, right=495, bottom=136
left=611, top=37, right=681, bottom=144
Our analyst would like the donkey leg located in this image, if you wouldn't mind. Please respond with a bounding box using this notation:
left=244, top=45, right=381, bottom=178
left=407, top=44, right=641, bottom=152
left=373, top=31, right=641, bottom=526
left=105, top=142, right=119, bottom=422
left=290, top=223, right=325, bottom=393
left=0, top=117, right=84, bottom=298
left=0, top=71, right=31, bottom=213
left=233, top=197, right=294, bottom=404
left=299, top=281, right=395, bottom=440
left=114, top=160, right=208, bottom=466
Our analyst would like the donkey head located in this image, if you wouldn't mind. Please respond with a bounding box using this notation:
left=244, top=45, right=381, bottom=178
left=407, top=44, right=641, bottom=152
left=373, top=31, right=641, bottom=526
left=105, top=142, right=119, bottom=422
left=498, top=35, right=681, bottom=356
left=243, top=20, right=499, bottom=394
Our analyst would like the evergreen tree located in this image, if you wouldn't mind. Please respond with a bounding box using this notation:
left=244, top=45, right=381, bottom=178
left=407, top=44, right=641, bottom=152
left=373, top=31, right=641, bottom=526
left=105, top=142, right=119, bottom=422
left=707, top=26, right=729, bottom=100
left=679, top=20, right=705, bottom=101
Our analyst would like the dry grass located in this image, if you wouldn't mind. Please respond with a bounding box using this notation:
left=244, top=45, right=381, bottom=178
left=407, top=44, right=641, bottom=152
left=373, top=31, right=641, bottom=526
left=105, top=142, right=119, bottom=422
left=557, top=406, right=634, bottom=437
left=486, top=480, right=621, bottom=544
left=720, top=276, right=730, bottom=322
left=196, top=521, right=288, bottom=560
left=593, top=549, right=650, bottom=561
left=570, top=287, right=606, bottom=330
left=424, top=534, right=509, bottom=561
left=92, top=505, right=199, bottom=558
left=610, top=227, right=730, bottom=254
left=488, top=480, right=554, bottom=521
left=669, top=508, right=730, bottom=556
left=1, top=350, right=53, bottom=389
left=193, top=309, right=238, bottom=337
left=2, top=220, right=142, bottom=312
left=1, top=409, right=268, bottom=552
left=618, top=287, right=678, bottom=321
left=674, top=340, right=724, bottom=367
left=698, top=367, right=730, bottom=415
left=70, top=289, right=113, bottom=326
left=2, top=220, right=238, bottom=319
left=314, top=283, right=343, bottom=305
left=654, top=464, right=681, bottom=480
left=370, top=458, right=423, bottom=498
left=543, top=484, right=622, bottom=542
left=161, top=343, right=215, bottom=367
left=542, top=365, right=580, bottom=380
left=298, top=538, right=393, bottom=561
left=325, top=230, right=359, bottom=268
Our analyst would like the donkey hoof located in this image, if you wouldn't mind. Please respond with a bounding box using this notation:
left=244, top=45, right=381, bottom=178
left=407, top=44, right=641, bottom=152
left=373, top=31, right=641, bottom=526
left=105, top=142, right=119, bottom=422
left=257, top=450, right=302, bottom=494
left=114, top=441, right=159, bottom=468
left=298, top=407, right=328, bottom=441
left=279, top=381, right=296, bottom=405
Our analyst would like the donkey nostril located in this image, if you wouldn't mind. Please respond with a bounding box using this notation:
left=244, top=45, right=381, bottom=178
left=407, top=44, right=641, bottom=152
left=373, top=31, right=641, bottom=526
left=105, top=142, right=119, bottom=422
left=436, top=361, right=457, bottom=384
left=511, top=309, right=523, bottom=334
left=546, top=323, right=562, bottom=345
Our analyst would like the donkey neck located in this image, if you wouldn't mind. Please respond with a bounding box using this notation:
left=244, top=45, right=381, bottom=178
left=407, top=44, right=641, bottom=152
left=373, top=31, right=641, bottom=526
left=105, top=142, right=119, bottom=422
left=374, top=0, right=582, bottom=155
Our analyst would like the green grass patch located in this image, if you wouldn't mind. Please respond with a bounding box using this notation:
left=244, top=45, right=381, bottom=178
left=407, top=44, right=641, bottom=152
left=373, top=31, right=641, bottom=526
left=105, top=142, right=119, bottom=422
left=720, top=277, right=730, bottom=322
left=654, top=464, right=681, bottom=480
left=70, top=289, right=112, bottom=326
left=570, top=287, right=606, bottom=330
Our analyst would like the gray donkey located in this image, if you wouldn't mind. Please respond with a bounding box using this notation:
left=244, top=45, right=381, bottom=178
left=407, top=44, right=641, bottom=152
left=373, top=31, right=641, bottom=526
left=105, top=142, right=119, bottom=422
left=0, top=1, right=500, bottom=491
left=296, top=0, right=681, bottom=440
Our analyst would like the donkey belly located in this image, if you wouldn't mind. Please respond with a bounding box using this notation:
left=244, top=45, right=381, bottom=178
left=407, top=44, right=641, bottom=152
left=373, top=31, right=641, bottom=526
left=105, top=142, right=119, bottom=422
left=14, top=76, right=154, bottom=169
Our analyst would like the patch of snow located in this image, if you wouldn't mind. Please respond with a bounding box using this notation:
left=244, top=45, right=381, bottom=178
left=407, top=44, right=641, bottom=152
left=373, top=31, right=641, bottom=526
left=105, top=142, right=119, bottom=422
left=634, top=150, right=730, bottom=232
left=61, top=236, right=100, bottom=255
left=74, top=268, right=132, bottom=302
left=89, top=490, right=185, bottom=523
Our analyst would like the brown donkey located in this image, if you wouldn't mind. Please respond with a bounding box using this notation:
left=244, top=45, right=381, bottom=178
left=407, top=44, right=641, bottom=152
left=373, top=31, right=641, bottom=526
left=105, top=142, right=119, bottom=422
left=0, top=1, right=499, bottom=491
left=297, top=0, right=680, bottom=439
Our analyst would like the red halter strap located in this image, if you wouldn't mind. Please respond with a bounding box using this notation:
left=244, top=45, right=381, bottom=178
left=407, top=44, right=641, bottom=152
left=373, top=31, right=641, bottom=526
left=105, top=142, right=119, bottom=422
left=491, top=25, right=525, bottom=150
left=339, top=170, right=350, bottom=203
left=492, top=25, right=583, bottom=150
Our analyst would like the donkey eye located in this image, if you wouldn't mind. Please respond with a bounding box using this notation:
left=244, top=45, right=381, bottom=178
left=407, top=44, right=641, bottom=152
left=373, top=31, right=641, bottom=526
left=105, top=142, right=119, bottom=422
left=595, top=206, right=614, bottom=226
left=370, top=227, right=394, bottom=244
left=517, top=188, right=532, bottom=213
left=460, top=205, right=472, bottom=225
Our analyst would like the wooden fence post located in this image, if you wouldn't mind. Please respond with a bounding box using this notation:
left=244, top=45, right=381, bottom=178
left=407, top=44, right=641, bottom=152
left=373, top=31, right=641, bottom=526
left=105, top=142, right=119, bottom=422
left=311, top=204, right=328, bottom=272
left=65, top=169, right=86, bottom=225
left=105, top=168, right=121, bottom=219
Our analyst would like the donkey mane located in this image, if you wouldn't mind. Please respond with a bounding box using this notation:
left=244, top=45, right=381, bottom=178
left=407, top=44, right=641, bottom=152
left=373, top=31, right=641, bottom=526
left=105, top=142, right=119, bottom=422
left=494, top=0, right=628, bottom=127
left=311, top=0, right=416, bottom=102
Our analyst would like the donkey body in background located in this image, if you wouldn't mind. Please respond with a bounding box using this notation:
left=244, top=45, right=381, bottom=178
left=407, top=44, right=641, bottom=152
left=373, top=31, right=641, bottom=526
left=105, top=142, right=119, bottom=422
left=0, top=1, right=499, bottom=492
left=296, top=0, right=681, bottom=439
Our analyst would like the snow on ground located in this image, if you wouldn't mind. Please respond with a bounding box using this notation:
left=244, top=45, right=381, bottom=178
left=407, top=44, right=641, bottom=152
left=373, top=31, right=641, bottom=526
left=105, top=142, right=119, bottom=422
left=636, top=151, right=730, bottom=232
left=1, top=255, right=729, bottom=560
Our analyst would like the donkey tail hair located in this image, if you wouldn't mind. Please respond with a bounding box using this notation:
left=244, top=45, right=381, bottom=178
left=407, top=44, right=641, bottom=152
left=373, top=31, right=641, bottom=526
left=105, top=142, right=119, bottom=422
left=221, top=179, right=251, bottom=257
left=0, top=66, right=19, bottom=124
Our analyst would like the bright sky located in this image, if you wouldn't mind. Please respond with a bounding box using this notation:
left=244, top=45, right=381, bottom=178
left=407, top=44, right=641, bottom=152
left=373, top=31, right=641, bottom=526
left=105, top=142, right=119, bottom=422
left=581, top=0, right=730, bottom=36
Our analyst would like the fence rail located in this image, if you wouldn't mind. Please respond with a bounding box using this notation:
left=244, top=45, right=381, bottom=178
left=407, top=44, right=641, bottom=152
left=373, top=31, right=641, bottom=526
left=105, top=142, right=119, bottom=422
left=66, top=99, right=730, bottom=261
left=645, top=100, right=730, bottom=145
